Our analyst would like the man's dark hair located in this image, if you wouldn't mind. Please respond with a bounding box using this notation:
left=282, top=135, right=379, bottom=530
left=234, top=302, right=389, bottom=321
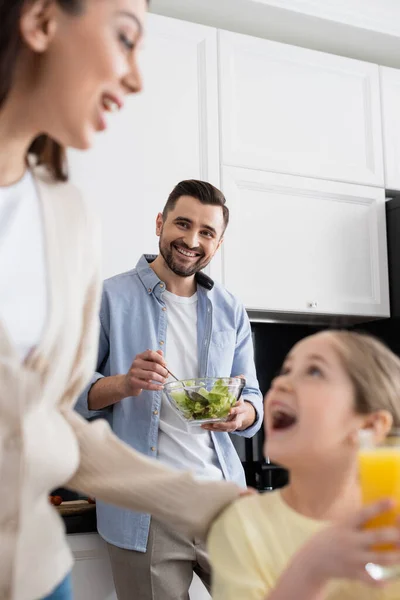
left=162, top=180, right=229, bottom=231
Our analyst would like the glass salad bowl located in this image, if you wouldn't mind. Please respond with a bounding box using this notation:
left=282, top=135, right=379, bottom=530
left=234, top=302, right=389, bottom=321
left=163, top=377, right=245, bottom=426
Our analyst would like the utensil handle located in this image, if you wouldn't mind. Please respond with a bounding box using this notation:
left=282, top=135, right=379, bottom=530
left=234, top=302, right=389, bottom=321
left=166, top=368, right=179, bottom=382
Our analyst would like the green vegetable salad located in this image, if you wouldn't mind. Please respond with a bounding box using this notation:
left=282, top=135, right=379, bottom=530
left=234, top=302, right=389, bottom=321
left=170, top=378, right=238, bottom=421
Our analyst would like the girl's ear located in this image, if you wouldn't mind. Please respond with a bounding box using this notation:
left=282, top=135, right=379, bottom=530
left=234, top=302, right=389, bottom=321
left=359, top=410, right=394, bottom=445
left=20, top=0, right=58, bottom=53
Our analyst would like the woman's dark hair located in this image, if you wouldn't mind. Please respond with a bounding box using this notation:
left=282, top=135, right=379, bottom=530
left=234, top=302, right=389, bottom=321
left=0, top=0, right=85, bottom=181
left=162, top=180, right=229, bottom=232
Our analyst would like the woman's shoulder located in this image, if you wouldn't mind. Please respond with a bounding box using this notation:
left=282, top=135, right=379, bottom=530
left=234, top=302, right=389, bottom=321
left=31, top=163, right=83, bottom=207
left=32, top=162, right=98, bottom=237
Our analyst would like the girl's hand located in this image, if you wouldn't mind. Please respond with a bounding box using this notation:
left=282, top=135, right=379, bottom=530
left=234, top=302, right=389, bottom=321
left=298, top=499, right=400, bottom=588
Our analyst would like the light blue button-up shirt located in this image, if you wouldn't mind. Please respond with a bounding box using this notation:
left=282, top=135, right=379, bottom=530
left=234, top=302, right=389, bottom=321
left=75, top=255, right=263, bottom=551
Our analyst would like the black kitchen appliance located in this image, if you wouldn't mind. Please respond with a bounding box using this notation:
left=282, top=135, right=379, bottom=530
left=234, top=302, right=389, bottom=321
left=386, top=196, right=400, bottom=318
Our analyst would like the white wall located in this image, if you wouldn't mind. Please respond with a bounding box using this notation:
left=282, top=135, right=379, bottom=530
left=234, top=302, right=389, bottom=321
left=69, top=15, right=220, bottom=280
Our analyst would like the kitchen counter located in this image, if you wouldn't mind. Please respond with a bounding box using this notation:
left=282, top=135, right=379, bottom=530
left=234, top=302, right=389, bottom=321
left=52, top=488, right=97, bottom=534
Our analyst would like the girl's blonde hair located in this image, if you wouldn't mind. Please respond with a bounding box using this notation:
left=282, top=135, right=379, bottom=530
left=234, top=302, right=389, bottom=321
left=327, top=331, right=400, bottom=428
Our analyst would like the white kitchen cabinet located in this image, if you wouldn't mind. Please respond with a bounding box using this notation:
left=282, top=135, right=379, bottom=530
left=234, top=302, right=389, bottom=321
left=218, top=30, right=384, bottom=187
left=67, top=533, right=210, bottom=600
left=68, top=534, right=117, bottom=600
left=221, top=167, right=389, bottom=317
left=380, top=66, right=400, bottom=191
left=68, top=14, right=219, bottom=279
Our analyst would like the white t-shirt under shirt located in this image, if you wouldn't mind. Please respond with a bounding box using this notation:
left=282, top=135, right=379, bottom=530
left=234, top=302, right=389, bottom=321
left=0, top=170, right=47, bottom=360
left=158, top=289, right=223, bottom=481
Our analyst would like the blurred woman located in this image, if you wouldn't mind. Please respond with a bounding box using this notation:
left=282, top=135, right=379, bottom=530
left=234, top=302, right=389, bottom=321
left=0, top=2, right=240, bottom=599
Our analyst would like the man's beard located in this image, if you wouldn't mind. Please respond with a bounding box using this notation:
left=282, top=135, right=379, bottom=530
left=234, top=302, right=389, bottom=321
left=159, top=238, right=210, bottom=277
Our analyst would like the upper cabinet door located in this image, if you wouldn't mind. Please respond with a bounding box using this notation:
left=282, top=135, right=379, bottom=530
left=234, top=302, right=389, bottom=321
left=68, top=15, right=219, bottom=279
left=221, top=167, right=389, bottom=318
left=380, top=66, right=400, bottom=191
left=218, top=31, right=384, bottom=187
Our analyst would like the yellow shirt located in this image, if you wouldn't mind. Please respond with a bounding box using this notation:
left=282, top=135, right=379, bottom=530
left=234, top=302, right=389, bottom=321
left=208, top=490, right=400, bottom=600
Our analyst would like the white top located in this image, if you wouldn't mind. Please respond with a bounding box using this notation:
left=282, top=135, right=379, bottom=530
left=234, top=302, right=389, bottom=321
left=0, top=170, right=47, bottom=360
left=158, top=289, right=223, bottom=481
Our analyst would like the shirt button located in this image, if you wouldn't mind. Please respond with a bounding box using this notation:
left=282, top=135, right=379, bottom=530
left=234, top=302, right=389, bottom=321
left=160, top=283, right=164, bottom=288
left=159, top=341, right=164, bottom=346
left=162, top=307, right=167, bottom=312
left=151, top=447, right=156, bottom=452
left=153, top=410, right=159, bottom=416
left=148, top=288, right=152, bottom=293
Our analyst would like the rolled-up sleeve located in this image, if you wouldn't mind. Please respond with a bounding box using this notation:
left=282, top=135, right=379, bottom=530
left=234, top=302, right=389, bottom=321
left=232, top=304, right=263, bottom=438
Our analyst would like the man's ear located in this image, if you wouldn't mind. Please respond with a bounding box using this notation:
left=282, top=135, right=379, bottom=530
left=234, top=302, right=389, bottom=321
left=155, top=213, right=163, bottom=237
left=20, top=0, right=58, bottom=53
left=216, top=236, right=224, bottom=252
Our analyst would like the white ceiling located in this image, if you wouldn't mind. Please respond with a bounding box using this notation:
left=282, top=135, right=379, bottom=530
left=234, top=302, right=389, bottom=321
left=250, top=0, right=400, bottom=37
left=151, top=0, right=400, bottom=68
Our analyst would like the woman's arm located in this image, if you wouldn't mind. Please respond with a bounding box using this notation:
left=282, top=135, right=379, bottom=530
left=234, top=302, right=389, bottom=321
left=64, top=408, right=240, bottom=538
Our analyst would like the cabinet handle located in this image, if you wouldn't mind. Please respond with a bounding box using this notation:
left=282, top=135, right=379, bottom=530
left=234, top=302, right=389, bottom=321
left=307, top=301, right=318, bottom=309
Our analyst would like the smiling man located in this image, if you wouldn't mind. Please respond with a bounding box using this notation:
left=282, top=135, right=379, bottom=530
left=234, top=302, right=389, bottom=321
left=76, top=180, right=263, bottom=600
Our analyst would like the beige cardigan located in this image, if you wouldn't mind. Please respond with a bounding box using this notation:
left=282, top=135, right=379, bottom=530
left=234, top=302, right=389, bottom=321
left=0, top=167, right=240, bottom=600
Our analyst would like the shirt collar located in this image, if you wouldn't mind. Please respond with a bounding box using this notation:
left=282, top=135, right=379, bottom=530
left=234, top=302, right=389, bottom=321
left=136, top=254, right=214, bottom=296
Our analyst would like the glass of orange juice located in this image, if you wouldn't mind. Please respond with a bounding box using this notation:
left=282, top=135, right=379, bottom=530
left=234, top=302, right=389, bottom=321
left=358, top=428, right=400, bottom=581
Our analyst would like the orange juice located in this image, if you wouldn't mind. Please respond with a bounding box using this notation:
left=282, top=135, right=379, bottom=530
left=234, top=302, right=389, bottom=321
left=359, top=447, right=400, bottom=549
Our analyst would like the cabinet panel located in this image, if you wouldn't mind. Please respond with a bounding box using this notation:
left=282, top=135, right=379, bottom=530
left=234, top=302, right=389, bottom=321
left=68, top=534, right=117, bottom=600
left=69, top=15, right=219, bottom=279
left=222, top=168, right=389, bottom=317
left=381, top=66, right=400, bottom=191
left=219, top=31, right=384, bottom=186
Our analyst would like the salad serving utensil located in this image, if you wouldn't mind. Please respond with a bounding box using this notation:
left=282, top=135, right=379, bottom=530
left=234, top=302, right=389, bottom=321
left=165, top=369, right=207, bottom=404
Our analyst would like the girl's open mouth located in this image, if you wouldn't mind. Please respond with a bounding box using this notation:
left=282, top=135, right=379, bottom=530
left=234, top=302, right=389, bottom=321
left=271, top=409, right=298, bottom=431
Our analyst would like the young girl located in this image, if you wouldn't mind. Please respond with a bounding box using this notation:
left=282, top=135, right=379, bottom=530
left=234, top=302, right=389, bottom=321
left=0, top=2, right=240, bottom=599
left=209, top=330, right=400, bottom=600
